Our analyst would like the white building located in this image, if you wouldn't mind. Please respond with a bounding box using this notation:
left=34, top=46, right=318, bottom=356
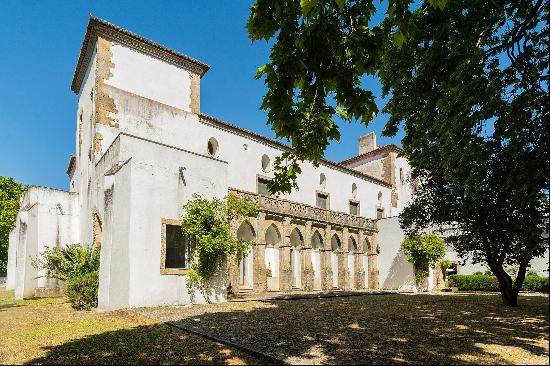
left=10, top=17, right=545, bottom=310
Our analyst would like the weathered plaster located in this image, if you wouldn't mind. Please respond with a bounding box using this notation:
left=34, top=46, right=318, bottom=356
left=95, top=37, right=119, bottom=128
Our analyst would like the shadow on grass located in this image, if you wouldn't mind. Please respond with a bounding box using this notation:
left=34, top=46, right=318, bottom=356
left=26, top=322, right=265, bottom=365
left=144, top=293, right=549, bottom=364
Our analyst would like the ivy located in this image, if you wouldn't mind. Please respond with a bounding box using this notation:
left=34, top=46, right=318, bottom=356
left=401, top=234, right=445, bottom=288
left=0, top=176, right=27, bottom=275
left=181, top=194, right=258, bottom=290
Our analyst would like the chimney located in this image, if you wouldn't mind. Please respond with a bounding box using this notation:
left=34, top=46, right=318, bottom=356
left=359, top=132, right=377, bottom=155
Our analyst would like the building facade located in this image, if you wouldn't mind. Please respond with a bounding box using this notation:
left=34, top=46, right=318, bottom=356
left=18, top=17, right=545, bottom=310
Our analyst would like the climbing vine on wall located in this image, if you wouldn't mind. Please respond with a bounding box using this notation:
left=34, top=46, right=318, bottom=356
left=0, top=176, right=27, bottom=275
left=401, top=234, right=445, bottom=288
left=181, top=194, right=258, bottom=288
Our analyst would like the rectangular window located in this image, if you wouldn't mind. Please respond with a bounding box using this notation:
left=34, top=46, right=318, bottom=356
left=164, top=223, right=190, bottom=270
left=349, top=201, right=360, bottom=215
left=376, top=207, right=385, bottom=219
left=257, top=177, right=272, bottom=197
left=316, top=192, right=329, bottom=209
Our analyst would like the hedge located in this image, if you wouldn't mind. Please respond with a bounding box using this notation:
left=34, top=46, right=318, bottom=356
left=448, top=272, right=549, bottom=293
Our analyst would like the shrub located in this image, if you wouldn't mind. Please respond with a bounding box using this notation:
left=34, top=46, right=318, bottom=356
left=522, top=272, right=549, bottom=293
left=401, top=234, right=445, bottom=289
left=33, top=243, right=100, bottom=310
left=65, top=271, right=99, bottom=310
left=447, top=274, right=499, bottom=291
left=32, top=243, right=100, bottom=281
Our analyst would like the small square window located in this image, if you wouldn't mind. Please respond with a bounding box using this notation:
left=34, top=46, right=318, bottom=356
left=376, top=207, right=385, bottom=219
left=316, top=192, right=329, bottom=209
left=349, top=201, right=360, bottom=215
left=257, top=177, right=272, bottom=197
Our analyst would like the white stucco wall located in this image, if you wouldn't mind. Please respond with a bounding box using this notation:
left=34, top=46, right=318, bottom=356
left=108, top=43, right=193, bottom=111
left=95, top=133, right=228, bottom=310
left=7, top=187, right=79, bottom=299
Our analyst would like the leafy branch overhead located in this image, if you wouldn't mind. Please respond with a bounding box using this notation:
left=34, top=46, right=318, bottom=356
left=248, top=0, right=387, bottom=193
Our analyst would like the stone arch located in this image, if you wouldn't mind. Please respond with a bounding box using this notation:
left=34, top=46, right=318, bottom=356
left=311, top=230, right=324, bottom=250
left=331, top=233, right=342, bottom=252
left=265, top=223, right=282, bottom=247
left=92, top=210, right=102, bottom=248
left=348, top=236, right=358, bottom=253
left=236, top=220, right=256, bottom=242
left=363, top=236, right=373, bottom=254
left=289, top=227, right=304, bottom=248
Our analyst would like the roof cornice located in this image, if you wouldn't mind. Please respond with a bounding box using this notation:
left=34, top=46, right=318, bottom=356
left=71, top=16, right=210, bottom=94
left=339, top=144, right=404, bottom=166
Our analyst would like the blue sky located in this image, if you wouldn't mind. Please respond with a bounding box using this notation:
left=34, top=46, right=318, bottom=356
left=0, top=1, right=402, bottom=190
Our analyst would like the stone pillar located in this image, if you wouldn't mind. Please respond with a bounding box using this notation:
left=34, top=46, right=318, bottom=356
left=279, top=245, right=292, bottom=292
left=338, top=250, right=350, bottom=290
left=301, top=221, right=314, bottom=291
left=279, top=218, right=293, bottom=292
left=227, top=222, right=241, bottom=295
left=253, top=243, right=267, bottom=293
left=321, top=249, right=333, bottom=291
left=354, top=252, right=365, bottom=290
left=338, top=228, right=350, bottom=290
left=368, top=253, right=379, bottom=290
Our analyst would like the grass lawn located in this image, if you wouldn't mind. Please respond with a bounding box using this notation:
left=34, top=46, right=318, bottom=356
left=141, top=292, right=549, bottom=365
left=0, top=288, right=262, bottom=365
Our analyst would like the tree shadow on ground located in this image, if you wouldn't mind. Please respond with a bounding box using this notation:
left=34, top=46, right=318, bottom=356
left=26, top=322, right=266, bottom=365
left=145, top=293, right=549, bottom=365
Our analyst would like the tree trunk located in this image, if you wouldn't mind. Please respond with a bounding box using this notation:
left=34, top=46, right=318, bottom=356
left=487, top=260, right=518, bottom=307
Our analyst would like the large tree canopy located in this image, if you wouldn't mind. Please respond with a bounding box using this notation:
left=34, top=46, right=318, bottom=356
left=0, top=177, right=27, bottom=274
left=248, top=0, right=548, bottom=306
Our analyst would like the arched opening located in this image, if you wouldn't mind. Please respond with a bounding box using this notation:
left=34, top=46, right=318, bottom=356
left=348, top=237, right=357, bottom=289
left=290, top=228, right=304, bottom=289
left=311, top=230, right=323, bottom=290
left=264, top=223, right=281, bottom=291
left=331, top=234, right=341, bottom=288
left=237, top=221, right=255, bottom=289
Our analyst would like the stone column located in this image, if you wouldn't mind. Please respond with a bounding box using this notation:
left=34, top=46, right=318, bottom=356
left=279, top=245, right=292, bottom=292
left=301, top=221, right=314, bottom=292
left=321, top=225, right=333, bottom=291
left=354, top=252, right=365, bottom=290
left=227, top=222, right=241, bottom=295
left=253, top=243, right=267, bottom=293
left=279, top=218, right=293, bottom=292
left=338, top=228, right=350, bottom=290
left=368, top=253, right=379, bottom=290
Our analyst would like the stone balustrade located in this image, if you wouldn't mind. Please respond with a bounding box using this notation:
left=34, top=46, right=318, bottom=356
left=228, top=188, right=377, bottom=231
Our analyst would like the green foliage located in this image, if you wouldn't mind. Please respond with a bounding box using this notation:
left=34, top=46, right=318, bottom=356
left=33, top=243, right=100, bottom=310
left=401, top=234, right=445, bottom=284
left=64, top=271, right=99, bottom=310
left=0, top=177, right=27, bottom=274
left=448, top=273, right=549, bottom=293
left=522, top=272, right=549, bottom=293
left=448, top=274, right=499, bottom=291
left=32, top=243, right=100, bottom=282
left=439, top=259, right=453, bottom=272
left=181, top=194, right=258, bottom=287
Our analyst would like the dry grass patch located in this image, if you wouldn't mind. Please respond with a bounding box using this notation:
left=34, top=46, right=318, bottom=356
left=0, top=289, right=262, bottom=365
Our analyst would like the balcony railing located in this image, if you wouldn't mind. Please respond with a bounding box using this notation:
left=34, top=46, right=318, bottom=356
left=228, top=188, right=376, bottom=230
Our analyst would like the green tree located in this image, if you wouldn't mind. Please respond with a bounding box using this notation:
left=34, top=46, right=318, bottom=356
left=0, top=177, right=27, bottom=274
left=379, top=1, right=548, bottom=307
left=248, top=0, right=548, bottom=306
left=401, top=234, right=445, bottom=289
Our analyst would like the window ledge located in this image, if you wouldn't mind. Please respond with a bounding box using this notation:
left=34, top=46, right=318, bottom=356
left=160, top=268, right=189, bottom=276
